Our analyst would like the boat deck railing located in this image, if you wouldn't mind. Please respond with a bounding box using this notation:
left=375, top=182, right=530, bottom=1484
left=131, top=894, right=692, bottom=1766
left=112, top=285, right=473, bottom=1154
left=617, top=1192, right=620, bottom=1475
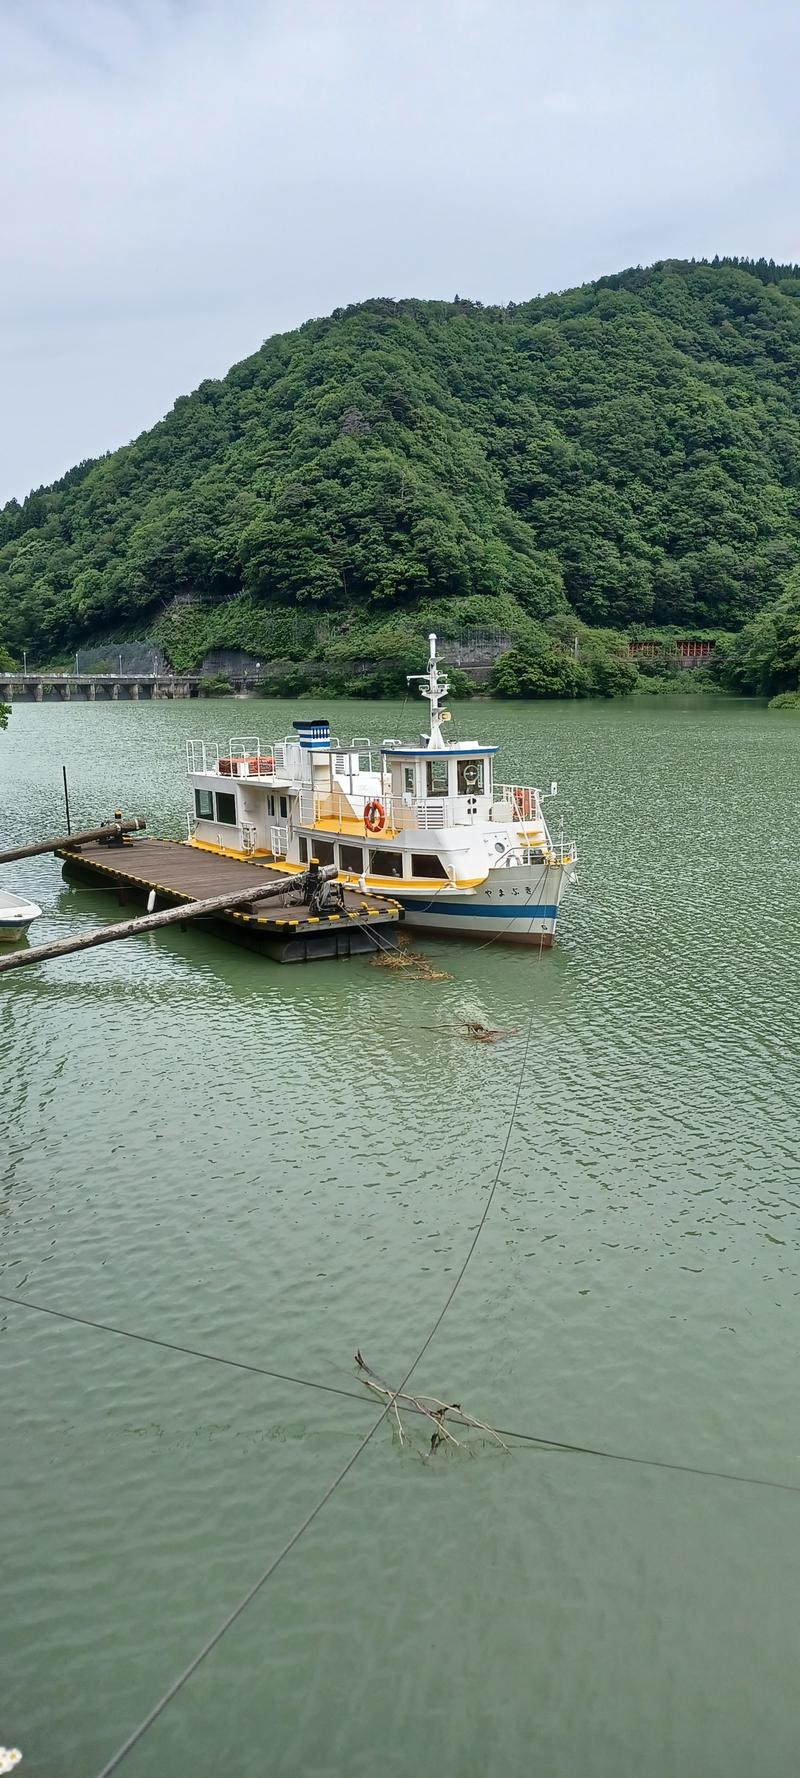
left=495, top=784, right=542, bottom=822
left=183, top=749, right=576, bottom=854
left=296, top=787, right=550, bottom=838
left=297, top=788, right=467, bottom=835
left=330, top=744, right=376, bottom=780
left=186, top=737, right=309, bottom=780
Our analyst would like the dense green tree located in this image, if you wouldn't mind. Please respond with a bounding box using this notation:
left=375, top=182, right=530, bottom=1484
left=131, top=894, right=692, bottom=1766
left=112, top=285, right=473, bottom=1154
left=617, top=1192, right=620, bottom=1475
left=767, top=691, right=800, bottom=709
left=5, top=260, right=800, bottom=664
left=717, top=581, right=800, bottom=693
left=0, top=641, right=13, bottom=728
left=491, top=624, right=639, bottom=698
left=491, top=632, right=590, bottom=698
left=583, top=648, right=640, bottom=696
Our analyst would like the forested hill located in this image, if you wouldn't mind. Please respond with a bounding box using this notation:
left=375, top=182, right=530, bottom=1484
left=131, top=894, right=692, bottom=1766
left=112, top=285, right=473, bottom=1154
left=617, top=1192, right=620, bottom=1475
left=4, top=255, right=800, bottom=661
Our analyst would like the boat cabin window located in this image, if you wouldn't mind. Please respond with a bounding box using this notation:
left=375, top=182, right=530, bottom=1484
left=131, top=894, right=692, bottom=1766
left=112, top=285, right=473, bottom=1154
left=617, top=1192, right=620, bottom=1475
left=403, top=766, right=415, bottom=795
left=457, top=758, right=484, bottom=795
left=426, top=758, right=449, bottom=798
left=279, top=795, right=288, bottom=819
left=339, top=843, right=365, bottom=872
left=267, top=795, right=275, bottom=817
left=194, top=788, right=214, bottom=819
left=215, top=792, right=237, bottom=825
left=369, top=848, right=403, bottom=878
left=309, top=840, right=335, bottom=866
left=411, top=853, right=448, bottom=879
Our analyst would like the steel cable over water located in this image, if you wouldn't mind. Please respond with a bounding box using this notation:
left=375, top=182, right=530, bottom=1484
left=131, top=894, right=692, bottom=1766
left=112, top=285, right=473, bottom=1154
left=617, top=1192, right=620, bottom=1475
left=4, top=925, right=795, bottom=1771
left=72, top=1002, right=539, bottom=1776
left=2, top=1288, right=799, bottom=1497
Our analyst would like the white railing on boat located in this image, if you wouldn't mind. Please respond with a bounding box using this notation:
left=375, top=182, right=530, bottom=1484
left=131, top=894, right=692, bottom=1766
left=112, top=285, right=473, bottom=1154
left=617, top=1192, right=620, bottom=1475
left=331, top=745, right=375, bottom=779
left=295, top=788, right=549, bottom=835
left=296, top=789, right=463, bottom=832
left=183, top=742, right=576, bottom=854
left=495, top=784, right=541, bottom=821
left=186, top=737, right=306, bottom=780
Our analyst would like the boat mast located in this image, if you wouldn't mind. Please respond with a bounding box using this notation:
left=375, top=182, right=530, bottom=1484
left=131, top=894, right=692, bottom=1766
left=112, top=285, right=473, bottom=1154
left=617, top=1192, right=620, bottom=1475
left=408, top=633, right=449, bottom=749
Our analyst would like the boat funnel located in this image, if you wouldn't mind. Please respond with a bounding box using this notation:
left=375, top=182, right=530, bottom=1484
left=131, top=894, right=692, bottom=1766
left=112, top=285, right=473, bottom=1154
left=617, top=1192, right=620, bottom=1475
left=293, top=719, right=331, bottom=751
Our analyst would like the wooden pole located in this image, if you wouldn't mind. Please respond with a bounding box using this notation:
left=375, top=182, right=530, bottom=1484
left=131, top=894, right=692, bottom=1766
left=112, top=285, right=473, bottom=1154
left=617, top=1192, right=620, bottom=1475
left=0, top=817, right=147, bottom=866
left=0, top=865, right=338, bottom=975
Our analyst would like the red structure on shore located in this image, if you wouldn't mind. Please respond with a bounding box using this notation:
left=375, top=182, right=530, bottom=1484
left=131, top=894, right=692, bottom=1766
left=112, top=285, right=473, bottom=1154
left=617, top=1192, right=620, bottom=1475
left=628, top=638, right=716, bottom=667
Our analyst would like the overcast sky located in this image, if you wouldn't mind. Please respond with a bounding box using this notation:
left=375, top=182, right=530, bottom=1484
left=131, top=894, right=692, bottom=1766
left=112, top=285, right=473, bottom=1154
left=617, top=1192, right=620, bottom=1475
left=2, top=0, right=799, bottom=502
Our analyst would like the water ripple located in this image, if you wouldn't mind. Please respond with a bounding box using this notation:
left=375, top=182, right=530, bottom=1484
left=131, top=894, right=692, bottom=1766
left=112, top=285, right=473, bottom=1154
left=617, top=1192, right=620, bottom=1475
left=2, top=695, right=800, bottom=1777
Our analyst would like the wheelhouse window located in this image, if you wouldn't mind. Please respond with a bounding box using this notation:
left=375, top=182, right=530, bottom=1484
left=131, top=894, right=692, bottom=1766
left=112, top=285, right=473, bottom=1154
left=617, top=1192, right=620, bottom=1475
left=309, top=840, right=335, bottom=866
left=403, top=766, right=415, bottom=795
left=369, top=848, right=404, bottom=878
left=194, top=788, right=214, bottom=819
left=279, top=795, right=288, bottom=819
left=339, top=843, right=365, bottom=872
left=215, top=792, right=237, bottom=825
left=411, top=853, right=448, bottom=879
left=426, top=758, right=449, bottom=798
left=457, top=758, right=484, bottom=796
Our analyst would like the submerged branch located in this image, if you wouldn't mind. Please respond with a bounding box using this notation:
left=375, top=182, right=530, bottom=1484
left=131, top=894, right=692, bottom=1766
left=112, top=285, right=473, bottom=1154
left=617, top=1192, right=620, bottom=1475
left=354, top=1352, right=508, bottom=1455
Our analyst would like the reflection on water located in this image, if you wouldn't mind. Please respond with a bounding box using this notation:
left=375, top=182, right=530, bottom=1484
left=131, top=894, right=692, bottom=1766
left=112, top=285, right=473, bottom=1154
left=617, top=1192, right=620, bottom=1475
left=2, top=695, right=800, bottom=1778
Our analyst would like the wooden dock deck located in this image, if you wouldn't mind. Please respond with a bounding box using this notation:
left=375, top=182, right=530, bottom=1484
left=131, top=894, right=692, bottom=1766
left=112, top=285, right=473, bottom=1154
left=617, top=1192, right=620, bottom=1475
left=56, top=838, right=401, bottom=963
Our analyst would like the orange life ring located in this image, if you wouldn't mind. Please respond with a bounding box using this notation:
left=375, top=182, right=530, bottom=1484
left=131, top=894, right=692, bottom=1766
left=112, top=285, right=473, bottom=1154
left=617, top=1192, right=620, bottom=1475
left=364, top=798, right=386, bottom=834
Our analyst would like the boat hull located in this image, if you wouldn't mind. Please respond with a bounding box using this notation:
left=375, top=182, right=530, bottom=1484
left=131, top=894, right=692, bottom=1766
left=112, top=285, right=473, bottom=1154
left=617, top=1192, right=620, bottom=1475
left=393, top=860, right=572, bottom=945
left=0, top=896, right=42, bottom=943
left=401, top=907, right=556, bottom=945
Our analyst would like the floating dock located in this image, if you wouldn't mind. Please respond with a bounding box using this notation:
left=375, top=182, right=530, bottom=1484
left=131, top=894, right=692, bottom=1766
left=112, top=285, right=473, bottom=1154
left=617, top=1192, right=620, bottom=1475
left=56, top=837, right=401, bottom=963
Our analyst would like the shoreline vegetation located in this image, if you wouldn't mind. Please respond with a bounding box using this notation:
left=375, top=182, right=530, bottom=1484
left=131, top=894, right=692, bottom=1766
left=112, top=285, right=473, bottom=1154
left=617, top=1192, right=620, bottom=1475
left=3, top=596, right=800, bottom=706
left=2, top=258, right=800, bottom=707
left=3, top=606, right=798, bottom=705
left=7, top=594, right=800, bottom=705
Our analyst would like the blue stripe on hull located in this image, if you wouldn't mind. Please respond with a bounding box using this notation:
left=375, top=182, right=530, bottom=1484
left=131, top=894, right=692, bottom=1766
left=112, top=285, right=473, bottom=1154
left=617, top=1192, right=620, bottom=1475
left=397, top=900, right=560, bottom=920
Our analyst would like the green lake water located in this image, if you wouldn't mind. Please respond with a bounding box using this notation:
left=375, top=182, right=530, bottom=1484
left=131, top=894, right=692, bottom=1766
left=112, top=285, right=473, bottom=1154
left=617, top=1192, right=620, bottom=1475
left=2, top=693, right=800, bottom=1778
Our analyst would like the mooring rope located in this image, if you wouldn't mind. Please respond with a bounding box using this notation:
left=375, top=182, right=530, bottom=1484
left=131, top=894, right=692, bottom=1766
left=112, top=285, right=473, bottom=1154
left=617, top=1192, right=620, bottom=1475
left=0, top=1290, right=368, bottom=1404
left=3, top=1288, right=799, bottom=1497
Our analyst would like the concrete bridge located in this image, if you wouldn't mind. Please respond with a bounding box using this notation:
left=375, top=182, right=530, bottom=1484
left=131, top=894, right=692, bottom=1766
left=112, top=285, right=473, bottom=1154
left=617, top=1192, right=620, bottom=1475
left=0, top=672, right=202, bottom=703
left=1, top=632, right=517, bottom=704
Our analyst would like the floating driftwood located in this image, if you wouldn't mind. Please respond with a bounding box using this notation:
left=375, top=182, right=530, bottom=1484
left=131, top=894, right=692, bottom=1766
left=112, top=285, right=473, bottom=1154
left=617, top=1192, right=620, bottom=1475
left=370, top=932, right=451, bottom=982
left=354, top=1351, right=508, bottom=1455
left=417, top=1020, right=522, bottom=1042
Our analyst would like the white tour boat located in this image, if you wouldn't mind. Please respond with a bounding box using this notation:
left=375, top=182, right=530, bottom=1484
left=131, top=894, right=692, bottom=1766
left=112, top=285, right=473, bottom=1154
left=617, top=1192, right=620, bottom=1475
left=185, top=635, right=577, bottom=946
left=0, top=890, right=42, bottom=943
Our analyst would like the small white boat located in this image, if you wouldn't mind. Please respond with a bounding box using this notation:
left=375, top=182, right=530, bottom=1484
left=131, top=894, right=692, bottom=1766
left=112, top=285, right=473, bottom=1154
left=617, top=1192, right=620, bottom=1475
left=0, top=890, right=42, bottom=942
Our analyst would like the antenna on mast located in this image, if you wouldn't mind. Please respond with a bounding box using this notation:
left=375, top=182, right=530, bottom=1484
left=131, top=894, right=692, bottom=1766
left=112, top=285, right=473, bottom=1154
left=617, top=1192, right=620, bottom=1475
left=407, top=633, right=450, bottom=749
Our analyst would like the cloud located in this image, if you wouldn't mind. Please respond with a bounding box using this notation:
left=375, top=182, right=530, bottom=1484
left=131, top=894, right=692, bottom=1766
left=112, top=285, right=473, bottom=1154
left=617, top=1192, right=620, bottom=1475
left=2, top=0, right=799, bottom=499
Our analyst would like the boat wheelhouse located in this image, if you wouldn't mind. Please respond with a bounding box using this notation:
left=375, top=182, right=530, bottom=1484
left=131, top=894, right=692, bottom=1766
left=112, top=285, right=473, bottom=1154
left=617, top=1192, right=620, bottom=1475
left=185, top=636, right=576, bottom=945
